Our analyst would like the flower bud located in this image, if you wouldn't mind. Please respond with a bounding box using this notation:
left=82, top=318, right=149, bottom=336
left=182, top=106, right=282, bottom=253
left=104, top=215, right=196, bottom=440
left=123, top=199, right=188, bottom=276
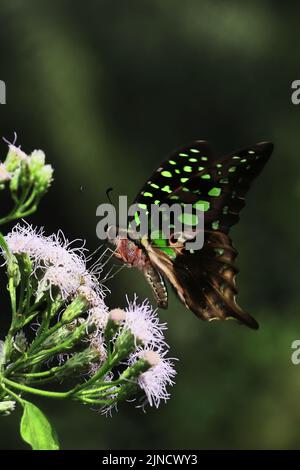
left=42, top=319, right=94, bottom=349
left=120, top=357, right=151, bottom=382
left=41, top=325, right=74, bottom=349
left=56, top=348, right=100, bottom=378
left=112, top=328, right=136, bottom=362
left=29, top=150, right=45, bottom=171
left=37, top=164, right=53, bottom=192
left=19, top=161, right=31, bottom=187
left=17, top=252, right=33, bottom=278
left=0, top=400, right=16, bottom=416
left=104, top=308, right=126, bottom=344
left=143, top=350, right=161, bottom=367
left=13, top=330, right=28, bottom=353
left=4, top=145, right=28, bottom=172
left=7, top=254, right=21, bottom=287
left=9, top=168, right=20, bottom=193
left=61, top=294, right=89, bottom=324
left=110, top=353, right=158, bottom=405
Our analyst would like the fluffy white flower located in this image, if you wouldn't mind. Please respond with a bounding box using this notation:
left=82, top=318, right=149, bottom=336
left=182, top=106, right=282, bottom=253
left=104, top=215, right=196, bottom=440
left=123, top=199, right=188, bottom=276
left=123, top=296, right=167, bottom=348
left=4, top=223, right=106, bottom=303
left=89, top=305, right=110, bottom=333
left=5, top=224, right=45, bottom=259
left=130, top=348, right=176, bottom=408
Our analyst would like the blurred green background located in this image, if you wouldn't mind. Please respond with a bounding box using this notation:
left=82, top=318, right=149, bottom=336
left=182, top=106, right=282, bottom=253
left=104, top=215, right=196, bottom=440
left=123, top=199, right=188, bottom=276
left=1, top=0, right=300, bottom=450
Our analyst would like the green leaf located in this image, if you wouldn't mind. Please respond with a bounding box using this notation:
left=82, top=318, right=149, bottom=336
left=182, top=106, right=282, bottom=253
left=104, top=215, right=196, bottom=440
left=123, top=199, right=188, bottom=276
left=20, top=401, right=59, bottom=450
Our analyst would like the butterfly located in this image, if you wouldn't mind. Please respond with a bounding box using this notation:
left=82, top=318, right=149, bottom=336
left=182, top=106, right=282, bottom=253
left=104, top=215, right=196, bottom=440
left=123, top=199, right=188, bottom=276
left=108, top=140, right=273, bottom=329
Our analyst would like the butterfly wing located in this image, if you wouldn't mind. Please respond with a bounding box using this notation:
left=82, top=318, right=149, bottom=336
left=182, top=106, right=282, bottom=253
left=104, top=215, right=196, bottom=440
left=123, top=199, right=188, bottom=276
left=134, top=140, right=273, bottom=233
left=143, top=229, right=258, bottom=329
left=130, top=140, right=214, bottom=255
left=173, top=231, right=258, bottom=329
left=132, top=141, right=273, bottom=329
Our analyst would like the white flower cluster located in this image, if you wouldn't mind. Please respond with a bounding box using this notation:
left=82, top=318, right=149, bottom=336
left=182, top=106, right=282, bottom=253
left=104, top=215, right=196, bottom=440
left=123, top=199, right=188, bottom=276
left=0, top=143, right=53, bottom=189
left=4, top=223, right=105, bottom=305
left=91, top=296, right=176, bottom=409
left=124, top=299, right=176, bottom=408
left=2, top=224, right=176, bottom=410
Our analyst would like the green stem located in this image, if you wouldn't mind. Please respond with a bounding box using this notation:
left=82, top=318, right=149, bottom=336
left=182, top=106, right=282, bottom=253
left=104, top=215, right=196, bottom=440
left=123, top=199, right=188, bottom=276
left=17, top=278, right=26, bottom=314
left=19, top=205, right=37, bottom=218
left=1, top=384, right=24, bottom=406
left=3, top=321, right=63, bottom=376
left=13, top=367, right=61, bottom=379
left=2, top=377, right=71, bottom=399
left=7, top=321, right=88, bottom=375
left=81, top=387, right=120, bottom=399
left=19, top=188, right=37, bottom=211
left=77, top=396, right=113, bottom=405
left=18, top=310, right=41, bottom=329
left=9, top=278, right=17, bottom=318
left=0, top=203, right=38, bottom=225
left=0, top=202, right=19, bottom=226
left=17, top=295, right=49, bottom=331
left=68, top=348, right=126, bottom=396
left=3, top=279, right=18, bottom=365
left=27, top=320, right=63, bottom=355
left=78, top=379, right=123, bottom=396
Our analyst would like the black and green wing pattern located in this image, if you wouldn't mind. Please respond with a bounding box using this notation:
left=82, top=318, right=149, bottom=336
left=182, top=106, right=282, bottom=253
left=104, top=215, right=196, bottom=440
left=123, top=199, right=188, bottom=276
left=132, top=140, right=273, bottom=329
left=134, top=140, right=273, bottom=233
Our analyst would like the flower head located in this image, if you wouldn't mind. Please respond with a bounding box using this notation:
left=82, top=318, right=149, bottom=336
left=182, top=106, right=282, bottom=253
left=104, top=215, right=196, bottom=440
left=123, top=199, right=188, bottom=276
left=5, top=144, right=28, bottom=171
left=3, top=223, right=106, bottom=304
left=28, top=150, right=53, bottom=191
left=0, top=400, right=16, bottom=416
left=130, top=348, right=176, bottom=408
left=89, top=305, right=110, bottom=333
left=2, top=139, right=53, bottom=203
left=123, top=296, right=167, bottom=348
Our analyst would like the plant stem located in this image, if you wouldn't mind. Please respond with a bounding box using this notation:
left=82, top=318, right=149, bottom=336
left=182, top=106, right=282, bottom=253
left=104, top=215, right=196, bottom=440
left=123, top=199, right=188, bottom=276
left=13, top=367, right=61, bottom=379
left=78, top=379, right=123, bottom=396
left=2, top=377, right=71, bottom=399
left=77, top=396, right=113, bottom=405
left=1, top=384, right=24, bottom=406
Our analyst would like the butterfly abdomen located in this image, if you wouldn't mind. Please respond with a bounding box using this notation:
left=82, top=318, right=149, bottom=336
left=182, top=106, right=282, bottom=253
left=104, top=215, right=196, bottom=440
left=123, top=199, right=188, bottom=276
left=143, top=262, right=168, bottom=309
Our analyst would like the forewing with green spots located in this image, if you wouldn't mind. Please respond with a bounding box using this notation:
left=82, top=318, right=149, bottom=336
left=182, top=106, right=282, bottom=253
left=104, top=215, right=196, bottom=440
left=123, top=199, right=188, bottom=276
left=130, top=140, right=214, bottom=253
left=133, top=140, right=273, bottom=234
left=134, top=140, right=213, bottom=206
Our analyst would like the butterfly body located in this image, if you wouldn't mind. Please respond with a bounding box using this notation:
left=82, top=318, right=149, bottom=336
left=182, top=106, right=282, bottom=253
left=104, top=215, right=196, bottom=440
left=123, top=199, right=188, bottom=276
left=109, top=140, right=273, bottom=329
left=109, top=228, right=169, bottom=307
left=111, top=233, right=147, bottom=268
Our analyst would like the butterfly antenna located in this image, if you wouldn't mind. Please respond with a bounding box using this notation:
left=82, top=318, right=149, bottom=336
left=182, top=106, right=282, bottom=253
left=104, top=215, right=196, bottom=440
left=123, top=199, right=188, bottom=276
left=106, top=187, right=114, bottom=204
